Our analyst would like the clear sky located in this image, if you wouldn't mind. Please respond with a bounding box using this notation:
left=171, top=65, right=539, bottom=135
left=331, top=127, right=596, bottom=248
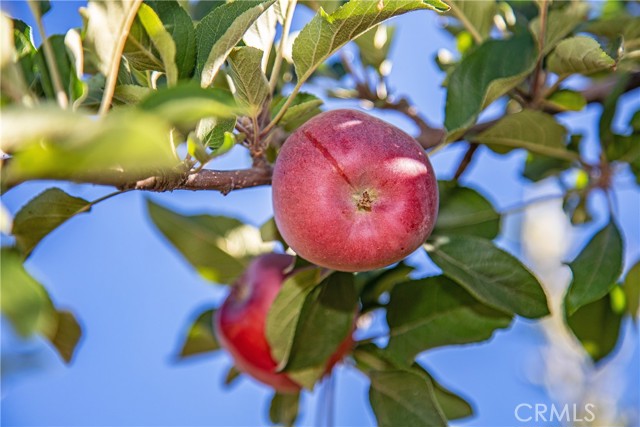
left=1, top=1, right=639, bottom=426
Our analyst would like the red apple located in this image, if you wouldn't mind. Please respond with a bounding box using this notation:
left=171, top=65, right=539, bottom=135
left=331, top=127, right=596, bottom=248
left=272, top=109, right=438, bottom=272
left=214, top=253, right=353, bottom=393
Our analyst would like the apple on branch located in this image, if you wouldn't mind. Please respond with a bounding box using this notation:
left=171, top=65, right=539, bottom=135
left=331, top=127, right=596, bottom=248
left=272, top=109, right=439, bottom=272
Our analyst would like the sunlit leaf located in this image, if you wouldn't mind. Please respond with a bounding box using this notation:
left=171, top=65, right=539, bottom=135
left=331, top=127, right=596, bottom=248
left=545, top=89, right=587, bottom=112
left=196, top=0, right=276, bottom=87
left=624, top=262, right=640, bottom=320
left=293, top=0, right=448, bottom=84
left=177, top=308, right=220, bottom=358
left=227, top=46, right=270, bottom=116
left=136, top=3, right=178, bottom=85
left=147, top=200, right=272, bottom=284
left=271, top=92, right=323, bottom=131
left=445, top=0, right=497, bottom=40
left=547, top=36, right=616, bottom=76
left=529, top=2, right=588, bottom=56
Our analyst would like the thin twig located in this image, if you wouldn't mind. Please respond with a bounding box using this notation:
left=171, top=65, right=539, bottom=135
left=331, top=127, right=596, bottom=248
left=99, top=0, right=143, bottom=116
left=269, top=0, right=297, bottom=92
left=453, top=143, right=479, bottom=180
left=28, top=0, right=69, bottom=109
left=445, top=0, right=483, bottom=44
left=530, top=0, right=549, bottom=105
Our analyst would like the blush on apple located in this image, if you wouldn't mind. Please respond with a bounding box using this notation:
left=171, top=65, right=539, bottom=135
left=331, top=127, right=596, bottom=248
left=272, top=109, right=438, bottom=272
left=214, top=253, right=353, bottom=393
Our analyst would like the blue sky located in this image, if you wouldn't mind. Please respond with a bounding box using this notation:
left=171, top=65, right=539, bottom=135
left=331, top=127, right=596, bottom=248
left=1, top=1, right=639, bottom=426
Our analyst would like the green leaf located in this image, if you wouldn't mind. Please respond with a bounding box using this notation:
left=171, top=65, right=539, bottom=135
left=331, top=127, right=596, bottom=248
left=0, top=248, right=82, bottom=362
left=564, top=222, right=624, bottom=315
left=293, top=0, right=448, bottom=84
left=358, top=262, right=415, bottom=310
left=529, top=2, right=589, bottom=56
left=33, top=35, right=84, bottom=103
left=624, top=262, right=640, bottom=320
left=567, top=291, right=623, bottom=363
left=433, top=181, right=500, bottom=239
left=353, top=343, right=471, bottom=421
left=269, top=392, right=300, bottom=427
left=177, top=308, right=220, bottom=358
left=545, top=89, right=587, bottom=112
left=386, top=276, right=512, bottom=365
left=445, top=31, right=537, bottom=137
left=265, top=268, right=324, bottom=373
left=271, top=92, right=323, bottom=132
left=547, top=36, right=616, bottom=76
left=44, top=310, right=82, bottom=364
left=136, top=3, right=178, bottom=86
left=428, top=372, right=473, bottom=421
left=470, top=110, right=579, bottom=162
left=369, top=370, right=447, bottom=427
left=354, top=24, right=396, bottom=72
left=585, top=15, right=640, bottom=42
left=445, top=0, right=497, bottom=40
left=223, top=365, right=242, bottom=386
left=196, top=0, right=276, bottom=87
left=147, top=200, right=272, bottom=283
left=1, top=248, right=53, bottom=336
left=147, top=0, right=196, bottom=79
left=425, top=236, right=550, bottom=318
left=242, top=1, right=278, bottom=70
left=83, top=0, right=142, bottom=77
left=12, top=188, right=91, bottom=257
left=227, top=46, right=270, bottom=116
left=522, top=153, right=573, bottom=182
left=1, top=107, right=179, bottom=188
left=201, top=117, right=237, bottom=152
left=260, top=217, right=288, bottom=249
left=113, top=84, right=152, bottom=104
left=282, top=272, right=357, bottom=375
left=139, top=84, right=242, bottom=125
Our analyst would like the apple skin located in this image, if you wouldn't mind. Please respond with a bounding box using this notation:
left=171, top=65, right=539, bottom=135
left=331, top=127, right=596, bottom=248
left=214, top=253, right=353, bottom=393
left=272, top=109, right=438, bottom=272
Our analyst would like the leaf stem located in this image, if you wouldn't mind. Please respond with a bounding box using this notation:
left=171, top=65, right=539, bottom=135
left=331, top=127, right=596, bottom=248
left=445, top=0, right=483, bottom=44
left=99, top=0, right=144, bottom=116
left=28, top=0, right=69, bottom=109
left=269, top=0, right=297, bottom=92
left=530, top=0, right=549, bottom=104
left=261, top=80, right=303, bottom=136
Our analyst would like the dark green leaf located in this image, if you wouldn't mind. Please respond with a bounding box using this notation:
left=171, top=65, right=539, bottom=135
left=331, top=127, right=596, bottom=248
left=200, top=117, right=237, bottom=151
left=547, top=36, right=616, bottom=76
left=139, top=84, right=242, bottom=125
left=369, top=370, right=447, bottom=427
left=445, top=31, right=537, bottom=137
left=523, top=153, right=573, bottom=182
left=147, top=0, right=196, bottom=79
left=433, top=180, right=500, bottom=239
left=282, top=272, right=357, bottom=378
left=227, top=46, right=270, bottom=116
left=293, top=0, right=448, bottom=84
left=565, top=222, right=624, bottom=315
left=269, top=392, right=300, bottom=427
left=358, top=262, right=415, bottom=310
left=177, top=308, right=220, bottom=358
left=147, top=200, right=269, bottom=284
left=585, top=15, right=640, bottom=42
left=426, top=236, right=550, bottom=318
left=471, top=110, right=578, bottom=161
left=428, top=372, right=473, bottom=420
left=600, top=74, right=633, bottom=150
left=567, top=291, right=623, bottom=363
left=195, top=0, right=276, bottom=87
left=12, top=188, right=90, bottom=257
left=387, top=276, right=512, bottom=364
left=33, top=35, right=84, bottom=103
left=624, top=262, right=640, bottom=320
